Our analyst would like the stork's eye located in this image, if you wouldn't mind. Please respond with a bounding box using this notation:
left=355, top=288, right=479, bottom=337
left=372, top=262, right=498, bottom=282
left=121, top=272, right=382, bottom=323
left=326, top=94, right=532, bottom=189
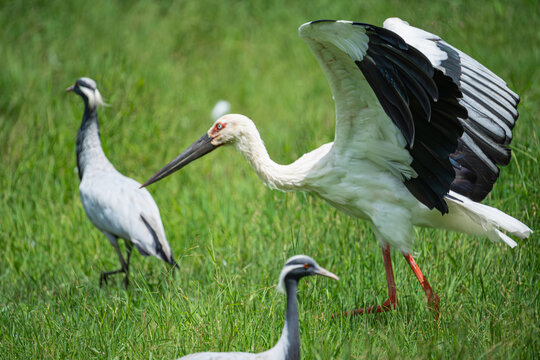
left=216, top=123, right=224, bottom=130
left=304, top=263, right=310, bottom=269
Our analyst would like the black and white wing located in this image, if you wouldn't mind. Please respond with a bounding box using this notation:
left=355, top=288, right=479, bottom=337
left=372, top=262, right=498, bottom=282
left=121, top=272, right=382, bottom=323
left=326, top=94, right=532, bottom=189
left=299, top=20, right=466, bottom=214
left=383, top=18, right=520, bottom=201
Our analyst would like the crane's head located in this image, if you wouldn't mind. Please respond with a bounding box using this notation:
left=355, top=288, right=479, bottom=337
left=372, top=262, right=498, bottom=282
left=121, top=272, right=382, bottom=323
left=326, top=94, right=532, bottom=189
left=277, top=255, right=339, bottom=293
left=142, top=114, right=255, bottom=187
left=66, top=77, right=105, bottom=110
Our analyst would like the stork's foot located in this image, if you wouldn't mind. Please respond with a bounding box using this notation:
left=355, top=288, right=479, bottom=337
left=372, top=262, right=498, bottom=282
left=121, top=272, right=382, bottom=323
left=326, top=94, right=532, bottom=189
left=333, top=297, right=398, bottom=318
left=427, top=292, right=440, bottom=320
left=352, top=297, right=398, bottom=315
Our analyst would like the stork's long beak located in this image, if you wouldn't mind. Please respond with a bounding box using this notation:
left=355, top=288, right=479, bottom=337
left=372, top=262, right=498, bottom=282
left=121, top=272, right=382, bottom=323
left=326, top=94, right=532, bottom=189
left=141, top=133, right=218, bottom=188
left=65, top=85, right=75, bottom=92
left=315, top=266, right=339, bottom=281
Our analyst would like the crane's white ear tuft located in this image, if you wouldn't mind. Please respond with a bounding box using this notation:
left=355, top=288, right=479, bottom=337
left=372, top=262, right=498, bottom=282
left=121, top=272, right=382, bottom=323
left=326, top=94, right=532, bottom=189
left=276, top=272, right=287, bottom=294
left=79, top=86, right=108, bottom=109
left=276, top=263, right=304, bottom=294
left=94, top=88, right=109, bottom=108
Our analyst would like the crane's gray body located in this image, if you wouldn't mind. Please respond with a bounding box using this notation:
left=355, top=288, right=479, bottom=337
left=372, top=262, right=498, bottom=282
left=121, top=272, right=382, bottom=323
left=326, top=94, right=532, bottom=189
left=69, top=77, right=176, bottom=285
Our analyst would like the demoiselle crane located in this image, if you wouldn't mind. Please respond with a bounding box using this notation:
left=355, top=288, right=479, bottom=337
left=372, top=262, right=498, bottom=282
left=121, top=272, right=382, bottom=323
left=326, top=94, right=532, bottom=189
left=211, top=100, right=231, bottom=122
left=177, top=255, right=338, bottom=360
left=143, top=19, right=532, bottom=315
left=67, top=77, right=178, bottom=287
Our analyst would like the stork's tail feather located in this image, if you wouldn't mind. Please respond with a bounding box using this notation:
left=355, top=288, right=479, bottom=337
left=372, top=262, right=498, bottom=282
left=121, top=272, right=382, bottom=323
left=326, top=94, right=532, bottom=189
left=446, top=191, right=532, bottom=247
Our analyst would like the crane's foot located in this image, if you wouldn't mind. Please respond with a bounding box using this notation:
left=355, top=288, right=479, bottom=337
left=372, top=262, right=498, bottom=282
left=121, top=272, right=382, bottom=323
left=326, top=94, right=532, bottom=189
left=333, top=297, right=398, bottom=318
left=99, top=272, right=108, bottom=288
left=122, top=274, right=130, bottom=289
left=99, top=268, right=125, bottom=288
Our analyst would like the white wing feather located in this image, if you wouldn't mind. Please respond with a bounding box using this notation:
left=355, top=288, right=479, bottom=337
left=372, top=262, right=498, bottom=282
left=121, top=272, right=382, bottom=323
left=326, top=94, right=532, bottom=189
left=299, top=21, right=416, bottom=181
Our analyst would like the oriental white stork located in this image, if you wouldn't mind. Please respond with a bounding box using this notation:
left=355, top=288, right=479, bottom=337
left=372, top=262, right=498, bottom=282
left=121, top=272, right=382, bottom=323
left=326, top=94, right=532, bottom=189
left=177, top=255, right=338, bottom=360
left=67, top=77, right=178, bottom=287
left=143, top=19, right=532, bottom=315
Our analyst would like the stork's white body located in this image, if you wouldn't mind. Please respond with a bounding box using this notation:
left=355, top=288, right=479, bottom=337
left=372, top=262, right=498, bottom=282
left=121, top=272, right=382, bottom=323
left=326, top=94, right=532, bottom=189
left=224, top=115, right=529, bottom=253
left=230, top=121, right=426, bottom=252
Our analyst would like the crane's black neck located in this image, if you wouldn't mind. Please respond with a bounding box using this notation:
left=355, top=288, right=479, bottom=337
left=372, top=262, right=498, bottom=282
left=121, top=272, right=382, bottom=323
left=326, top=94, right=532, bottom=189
left=76, top=105, right=113, bottom=180
left=282, top=278, right=300, bottom=360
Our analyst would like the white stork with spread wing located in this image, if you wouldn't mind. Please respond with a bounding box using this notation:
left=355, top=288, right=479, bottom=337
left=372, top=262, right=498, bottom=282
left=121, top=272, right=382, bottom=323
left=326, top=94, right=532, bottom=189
left=143, top=18, right=531, bottom=315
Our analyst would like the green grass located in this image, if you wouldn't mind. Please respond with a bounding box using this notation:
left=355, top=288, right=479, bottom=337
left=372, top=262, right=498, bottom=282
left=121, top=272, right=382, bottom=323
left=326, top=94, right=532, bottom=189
left=1, top=0, right=539, bottom=358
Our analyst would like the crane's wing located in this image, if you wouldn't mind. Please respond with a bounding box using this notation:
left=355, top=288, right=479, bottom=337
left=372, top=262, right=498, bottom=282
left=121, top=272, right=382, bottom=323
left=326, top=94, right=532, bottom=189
left=79, top=172, right=175, bottom=264
left=299, top=20, right=466, bottom=213
left=383, top=18, right=519, bottom=201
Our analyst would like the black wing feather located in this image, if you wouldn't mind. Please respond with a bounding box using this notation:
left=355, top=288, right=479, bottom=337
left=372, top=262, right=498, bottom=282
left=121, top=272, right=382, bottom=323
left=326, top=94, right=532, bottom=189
left=350, top=22, right=465, bottom=213
left=355, top=57, right=415, bottom=143
left=434, top=41, right=520, bottom=201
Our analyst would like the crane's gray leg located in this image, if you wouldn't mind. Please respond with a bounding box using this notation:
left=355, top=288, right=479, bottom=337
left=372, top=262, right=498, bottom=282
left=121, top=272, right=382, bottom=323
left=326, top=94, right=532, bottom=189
left=122, top=241, right=133, bottom=288
left=100, top=234, right=129, bottom=288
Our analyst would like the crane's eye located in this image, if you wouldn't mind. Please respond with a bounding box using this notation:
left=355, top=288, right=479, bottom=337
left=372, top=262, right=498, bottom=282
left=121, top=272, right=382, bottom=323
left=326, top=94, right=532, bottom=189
left=303, top=263, right=310, bottom=269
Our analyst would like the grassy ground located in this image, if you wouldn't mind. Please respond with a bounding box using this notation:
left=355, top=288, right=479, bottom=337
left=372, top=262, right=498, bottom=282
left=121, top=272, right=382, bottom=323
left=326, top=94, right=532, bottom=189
left=1, top=0, right=538, bottom=358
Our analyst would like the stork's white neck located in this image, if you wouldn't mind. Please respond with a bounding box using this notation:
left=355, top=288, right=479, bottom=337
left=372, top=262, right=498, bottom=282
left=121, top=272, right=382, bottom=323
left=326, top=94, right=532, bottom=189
left=76, top=108, right=115, bottom=180
left=232, top=124, right=322, bottom=191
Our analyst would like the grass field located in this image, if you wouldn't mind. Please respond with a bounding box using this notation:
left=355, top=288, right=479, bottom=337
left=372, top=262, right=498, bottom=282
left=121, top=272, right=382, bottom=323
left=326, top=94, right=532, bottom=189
left=1, top=0, right=539, bottom=358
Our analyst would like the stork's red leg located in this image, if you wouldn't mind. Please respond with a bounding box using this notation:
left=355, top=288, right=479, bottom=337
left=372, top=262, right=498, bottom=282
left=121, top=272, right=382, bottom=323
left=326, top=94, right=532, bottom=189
left=403, top=253, right=440, bottom=319
left=338, top=243, right=398, bottom=317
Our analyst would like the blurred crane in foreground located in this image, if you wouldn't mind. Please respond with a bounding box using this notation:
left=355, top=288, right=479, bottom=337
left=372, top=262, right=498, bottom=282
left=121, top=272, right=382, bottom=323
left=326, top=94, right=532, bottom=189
left=67, top=77, right=177, bottom=287
left=143, top=19, right=531, bottom=315
left=177, top=255, right=338, bottom=360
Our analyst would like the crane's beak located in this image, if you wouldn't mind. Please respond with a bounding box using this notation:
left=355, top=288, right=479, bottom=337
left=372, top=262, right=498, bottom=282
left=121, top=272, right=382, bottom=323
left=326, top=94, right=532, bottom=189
left=315, top=266, right=339, bottom=281
left=141, top=133, right=218, bottom=188
left=65, top=85, right=75, bottom=92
